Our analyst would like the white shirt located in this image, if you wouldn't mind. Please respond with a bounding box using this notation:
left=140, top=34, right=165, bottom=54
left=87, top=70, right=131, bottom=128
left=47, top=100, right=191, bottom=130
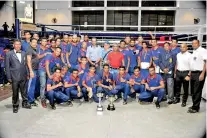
left=176, top=51, right=191, bottom=71
left=14, top=49, right=22, bottom=63
left=190, top=46, right=207, bottom=71
left=86, top=45, right=101, bottom=61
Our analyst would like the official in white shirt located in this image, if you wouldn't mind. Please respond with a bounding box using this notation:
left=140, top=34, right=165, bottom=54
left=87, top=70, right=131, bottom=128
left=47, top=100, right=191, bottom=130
left=188, top=40, right=206, bottom=113
left=174, top=43, right=191, bottom=107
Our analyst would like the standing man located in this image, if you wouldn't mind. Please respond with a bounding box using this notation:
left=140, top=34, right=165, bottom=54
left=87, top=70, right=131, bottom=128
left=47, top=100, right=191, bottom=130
left=188, top=40, right=206, bottom=113
left=119, top=40, right=130, bottom=73
left=151, top=39, right=164, bottom=74
left=2, top=22, right=9, bottom=37
left=86, top=37, right=101, bottom=71
left=5, top=39, right=31, bottom=113
left=60, top=34, right=69, bottom=65
left=78, top=42, right=87, bottom=63
left=124, top=35, right=131, bottom=47
left=37, top=38, right=52, bottom=108
left=159, top=42, right=176, bottom=104
left=33, top=33, right=39, bottom=42
left=26, top=38, right=39, bottom=106
left=0, top=47, right=5, bottom=87
left=128, top=39, right=140, bottom=75
left=22, top=31, right=31, bottom=52
left=171, top=39, right=180, bottom=56
left=174, top=43, right=191, bottom=107
left=107, top=43, right=124, bottom=75
left=100, top=41, right=112, bottom=67
left=66, top=34, right=79, bottom=70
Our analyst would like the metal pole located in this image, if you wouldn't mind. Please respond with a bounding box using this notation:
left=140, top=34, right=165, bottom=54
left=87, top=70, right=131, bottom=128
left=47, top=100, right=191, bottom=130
left=41, top=25, right=46, bottom=37
left=15, top=18, right=20, bottom=39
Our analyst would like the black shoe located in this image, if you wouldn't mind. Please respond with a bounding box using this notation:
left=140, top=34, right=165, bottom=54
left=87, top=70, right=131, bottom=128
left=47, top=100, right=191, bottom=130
left=30, top=102, right=38, bottom=107
left=67, top=100, right=73, bottom=107
left=187, top=108, right=199, bottom=113
left=161, top=96, right=167, bottom=102
left=51, top=104, right=56, bottom=110
left=22, top=103, right=31, bottom=109
left=13, top=107, right=18, bottom=113
left=173, top=98, right=180, bottom=104
left=188, top=106, right=193, bottom=110
left=155, top=102, right=160, bottom=109
left=168, top=101, right=173, bottom=104
left=181, top=102, right=186, bottom=107
left=123, top=100, right=127, bottom=105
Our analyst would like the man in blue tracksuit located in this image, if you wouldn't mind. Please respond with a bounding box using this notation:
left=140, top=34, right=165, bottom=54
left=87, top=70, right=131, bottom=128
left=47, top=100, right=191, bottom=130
left=111, top=66, right=131, bottom=105
left=60, top=34, right=69, bottom=65
left=144, top=66, right=165, bottom=109
left=129, top=66, right=145, bottom=97
left=97, top=64, right=114, bottom=97
left=21, top=31, right=31, bottom=52
left=128, top=39, right=140, bottom=75
left=66, top=34, right=79, bottom=70
left=46, top=68, right=70, bottom=110
left=119, top=40, right=130, bottom=73
left=64, top=69, right=82, bottom=105
left=159, top=42, right=176, bottom=104
left=171, top=39, right=180, bottom=56
left=151, top=39, right=164, bottom=74
left=82, top=64, right=99, bottom=102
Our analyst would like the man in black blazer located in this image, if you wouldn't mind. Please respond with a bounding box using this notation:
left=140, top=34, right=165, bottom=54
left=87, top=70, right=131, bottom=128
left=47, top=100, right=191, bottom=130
left=5, top=39, right=31, bottom=113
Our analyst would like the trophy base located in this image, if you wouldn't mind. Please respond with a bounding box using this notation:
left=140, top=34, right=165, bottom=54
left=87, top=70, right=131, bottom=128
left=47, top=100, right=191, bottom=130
left=97, top=105, right=103, bottom=111
left=107, top=105, right=115, bottom=111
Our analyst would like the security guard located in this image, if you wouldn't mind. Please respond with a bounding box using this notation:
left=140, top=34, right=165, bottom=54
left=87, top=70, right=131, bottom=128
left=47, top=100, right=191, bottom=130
left=64, top=69, right=82, bottom=105
left=97, top=64, right=114, bottom=97
left=144, top=66, right=165, bottom=109
left=46, top=68, right=70, bottom=110
left=82, top=65, right=99, bottom=102
left=159, top=42, right=176, bottom=104
left=138, top=41, right=152, bottom=78
left=111, top=66, right=131, bottom=105
left=129, top=66, right=145, bottom=97
left=188, top=39, right=206, bottom=113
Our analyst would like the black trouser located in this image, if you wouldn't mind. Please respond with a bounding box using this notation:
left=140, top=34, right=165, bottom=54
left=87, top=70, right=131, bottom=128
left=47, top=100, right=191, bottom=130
left=12, top=79, right=28, bottom=108
left=175, top=70, right=189, bottom=102
left=190, top=71, right=205, bottom=110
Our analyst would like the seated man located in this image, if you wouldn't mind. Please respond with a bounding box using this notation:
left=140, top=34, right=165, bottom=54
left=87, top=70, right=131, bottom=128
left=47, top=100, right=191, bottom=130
left=129, top=66, right=145, bottom=98
left=111, top=66, right=131, bottom=105
left=97, top=64, right=114, bottom=97
left=64, top=69, right=82, bottom=105
left=82, top=65, right=99, bottom=102
left=144, top=66, right=165, bottom=109
left=46, top=68, right=70, bottom=110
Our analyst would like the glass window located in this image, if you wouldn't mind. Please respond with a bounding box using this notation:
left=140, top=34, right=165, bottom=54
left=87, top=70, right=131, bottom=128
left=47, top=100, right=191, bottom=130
left=141, top=11, right=175, bottom=31
left=107, top=1, right=139, bottom=7
left=142, top=1, right=176, bottom=7
left=107, top=11, right=138, bottom=31
left=72, top=11, right=104, bottom=30
left=72, top=1, right=104, bottom=7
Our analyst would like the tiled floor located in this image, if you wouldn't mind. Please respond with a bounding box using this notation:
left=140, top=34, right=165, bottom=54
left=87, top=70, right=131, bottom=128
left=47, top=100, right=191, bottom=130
left=0, top=97, right=206, bottom=138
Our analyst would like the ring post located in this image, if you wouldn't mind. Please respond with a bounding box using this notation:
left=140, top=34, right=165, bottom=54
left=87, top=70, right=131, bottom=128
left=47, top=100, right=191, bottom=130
left=15, top=18, right=20, bottom=39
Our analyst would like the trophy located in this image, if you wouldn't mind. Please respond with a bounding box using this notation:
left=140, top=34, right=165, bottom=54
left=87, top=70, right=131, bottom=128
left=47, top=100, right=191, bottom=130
left=96, top=92, right=104, bottom=112
left=107, top=95, right=115, bottom=111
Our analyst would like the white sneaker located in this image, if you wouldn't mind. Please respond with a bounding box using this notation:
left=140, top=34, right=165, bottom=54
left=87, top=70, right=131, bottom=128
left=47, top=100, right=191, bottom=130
left=0, top=84, right=3, bottom=87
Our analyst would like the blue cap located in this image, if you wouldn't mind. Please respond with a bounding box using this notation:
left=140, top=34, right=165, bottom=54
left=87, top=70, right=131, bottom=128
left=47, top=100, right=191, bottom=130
left=104, top=41, right=110, bottom=44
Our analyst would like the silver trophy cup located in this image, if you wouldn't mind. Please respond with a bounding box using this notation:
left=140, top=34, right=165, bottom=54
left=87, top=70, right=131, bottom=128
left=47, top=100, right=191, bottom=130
left=107, top=95, right=115, bottom=111
left=97, top=92, right=104, bottom=112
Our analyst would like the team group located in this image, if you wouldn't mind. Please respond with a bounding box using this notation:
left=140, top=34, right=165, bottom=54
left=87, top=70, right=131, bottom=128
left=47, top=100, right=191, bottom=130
left=2, top=32, right=206, bottom=113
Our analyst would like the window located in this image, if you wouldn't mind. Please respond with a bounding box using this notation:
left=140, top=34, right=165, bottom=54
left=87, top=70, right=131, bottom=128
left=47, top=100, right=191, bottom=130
left=72, top=11, right=104, bottom=30
left=142, top=1, right=176, bottom=7
left=141, top=11, right=175, bottom=31
left=72, top=1, right=104, bottom=7
left=107, top=11, right=138, bottom=31
left=107, top=1, right=139, bottom=7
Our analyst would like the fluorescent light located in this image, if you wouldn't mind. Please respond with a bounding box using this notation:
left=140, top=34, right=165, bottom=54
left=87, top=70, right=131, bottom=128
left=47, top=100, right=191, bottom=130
left=19, top=1, right=25, bottom=4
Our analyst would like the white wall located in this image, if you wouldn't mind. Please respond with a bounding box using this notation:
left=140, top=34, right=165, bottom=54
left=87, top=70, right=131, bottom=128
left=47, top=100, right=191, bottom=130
left=175, top=1, right=206, bottom=32
left=0, top=1, right=15, bottom=30
left=35, top=1, right=72, bottom=31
